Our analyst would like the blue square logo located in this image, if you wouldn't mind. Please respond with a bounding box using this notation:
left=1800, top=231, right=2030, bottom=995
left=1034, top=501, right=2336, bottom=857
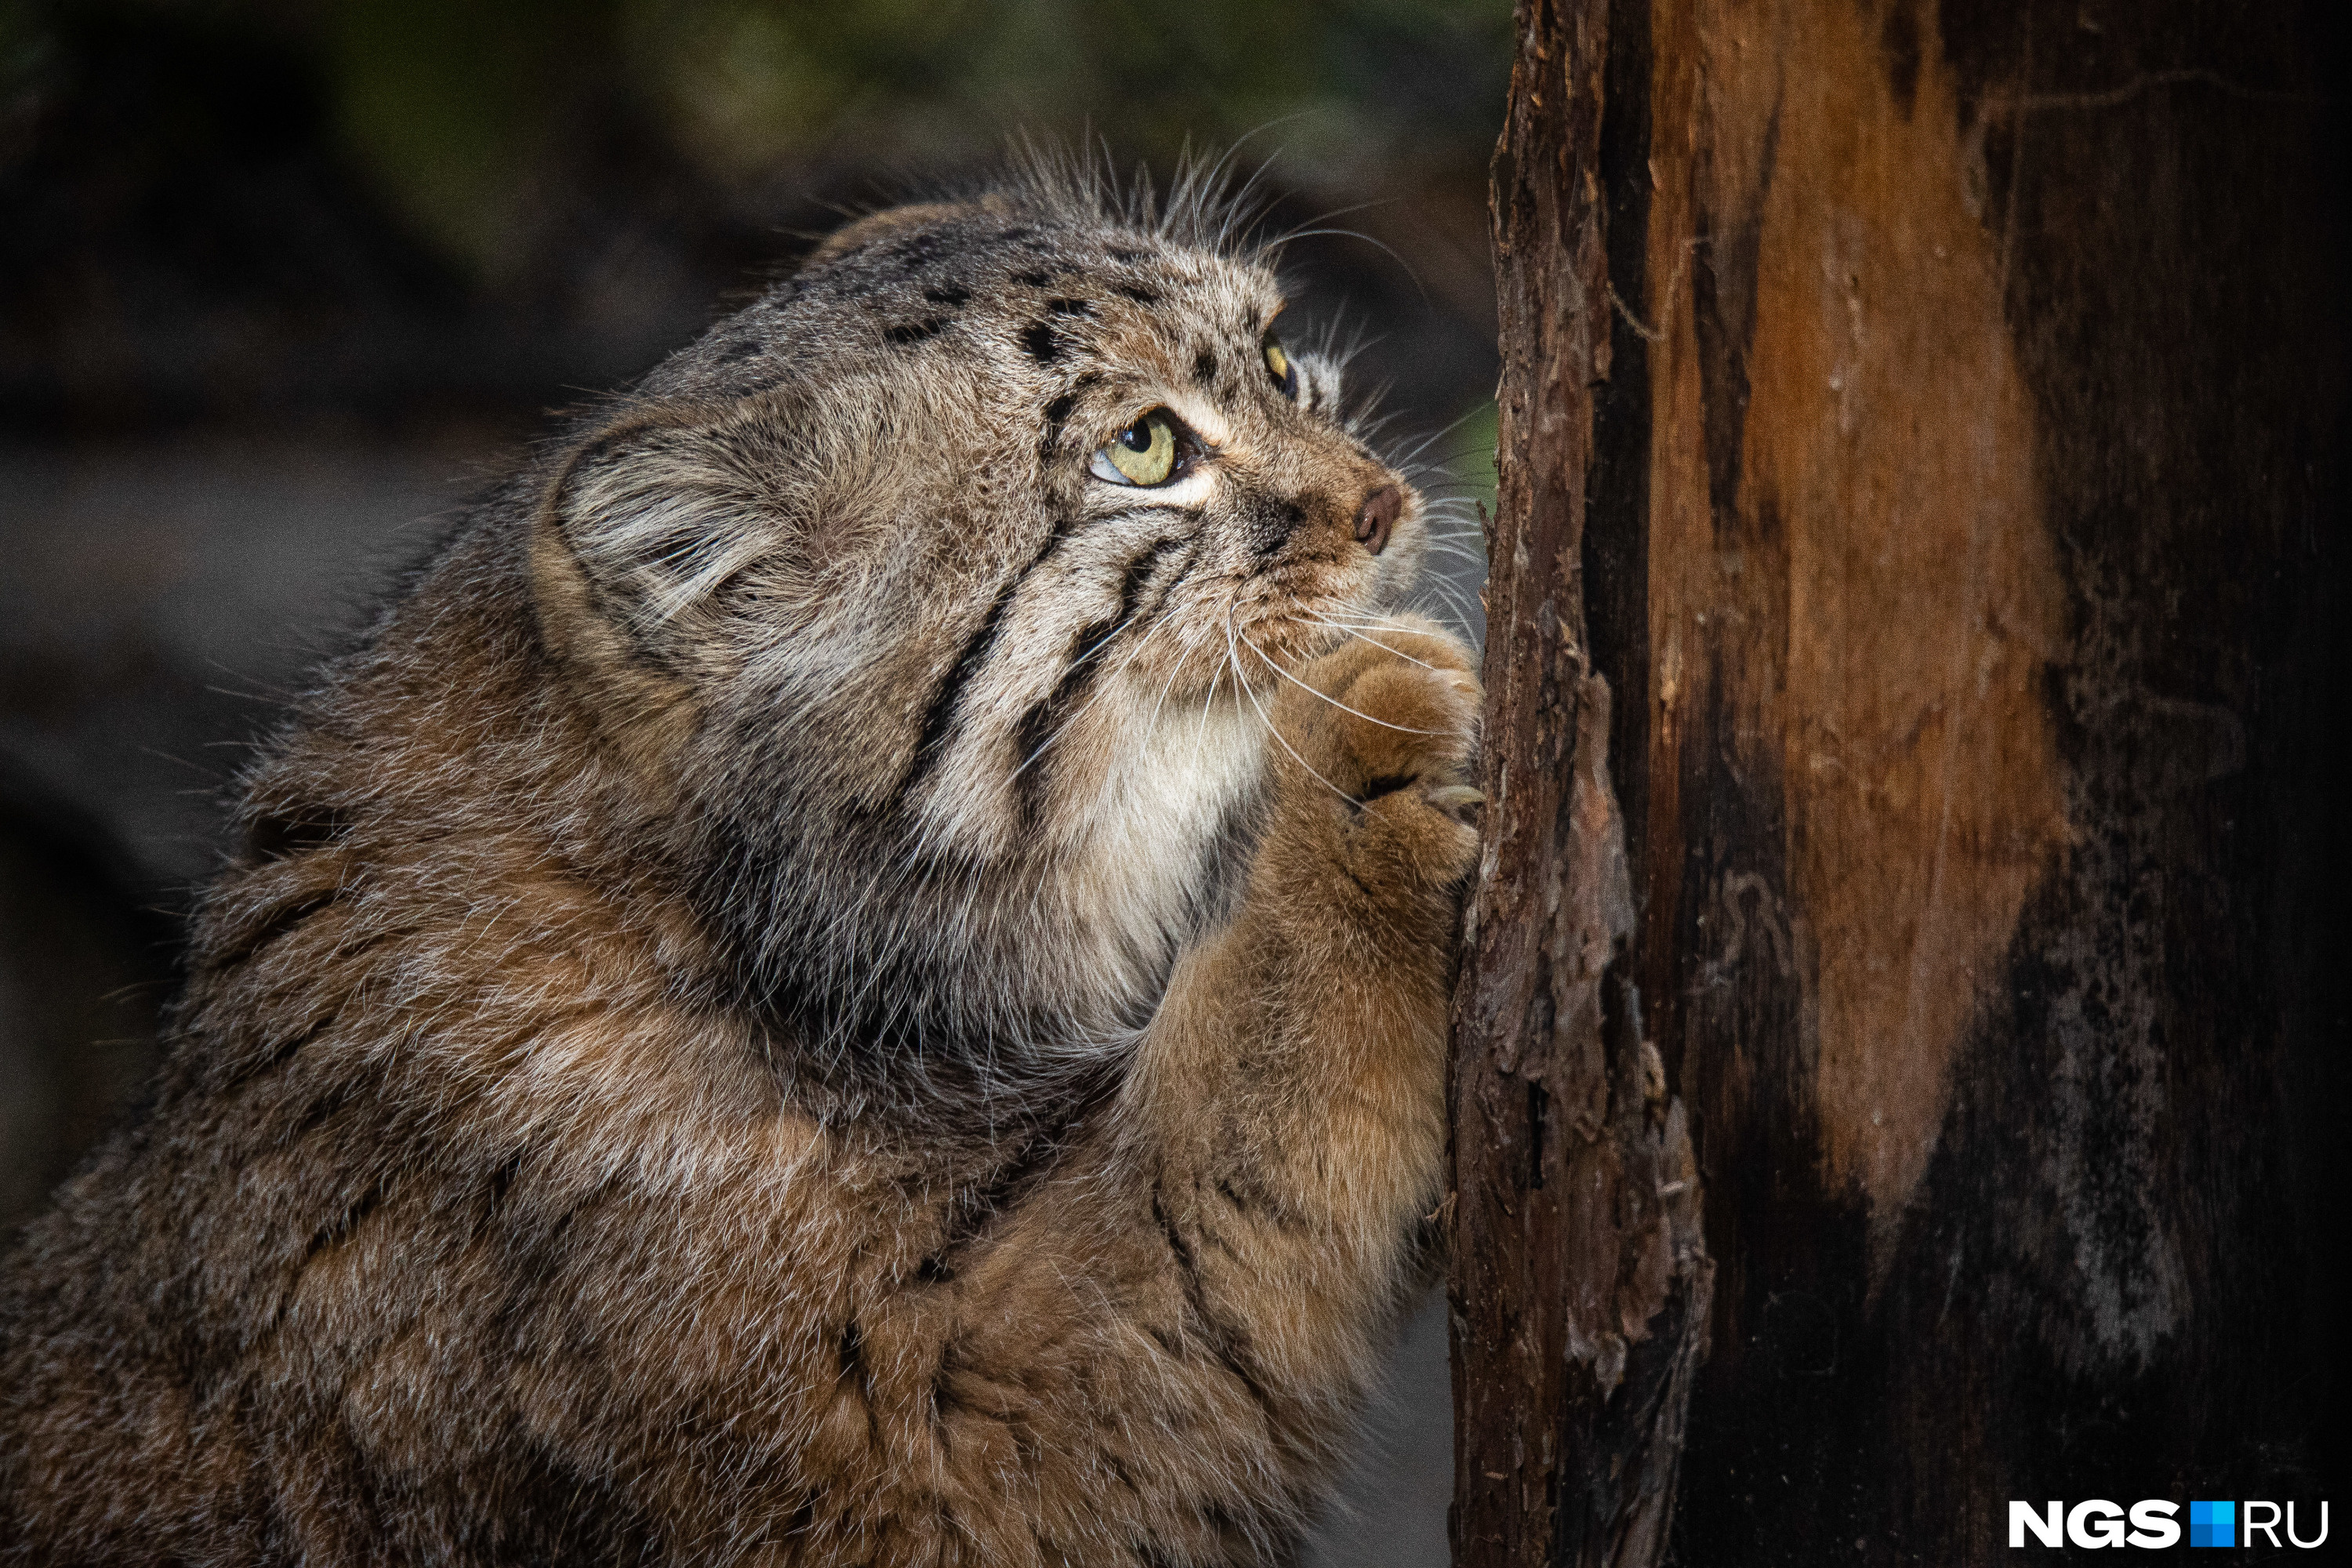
left=2190, top=1500, right=2235, bottom=1548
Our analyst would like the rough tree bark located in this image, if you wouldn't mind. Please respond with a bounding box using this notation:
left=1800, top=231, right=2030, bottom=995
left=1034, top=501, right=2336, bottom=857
left=1448, top=5, right=1714, bottom=1566
left=1453, top=0, right=2344, bottom=1563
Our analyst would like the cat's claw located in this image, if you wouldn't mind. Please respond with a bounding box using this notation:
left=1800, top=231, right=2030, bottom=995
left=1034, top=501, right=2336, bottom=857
left=1425, top=784, right=1485, bottom=819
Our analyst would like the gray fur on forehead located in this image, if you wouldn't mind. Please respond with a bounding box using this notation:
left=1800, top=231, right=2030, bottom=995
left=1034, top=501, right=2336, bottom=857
left=801, top=216, right=1264, bottom=310
left=653, top=151, right=1291, bottom=394
left=797, top=217, right=1269, bottom=338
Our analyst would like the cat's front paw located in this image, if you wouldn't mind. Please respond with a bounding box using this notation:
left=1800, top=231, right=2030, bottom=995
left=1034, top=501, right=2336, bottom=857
left=1272, top=616, right=1483, bottom=893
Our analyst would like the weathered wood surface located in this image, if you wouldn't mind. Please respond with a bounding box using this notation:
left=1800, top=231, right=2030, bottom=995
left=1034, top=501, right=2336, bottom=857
left=1456, top=0, right=2343, bottom=1561
left=1448, top=3, right=1714, bottom=1565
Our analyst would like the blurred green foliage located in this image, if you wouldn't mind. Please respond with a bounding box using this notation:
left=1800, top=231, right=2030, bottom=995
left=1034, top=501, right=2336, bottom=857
left=1450, top=394, right=1498, bottom=525
left=607, top=0, right=1511, bottom=176
left=322, top=0, right=597, bottom=278
left=2, top=0, right=1504, bottom=467
left=13, top=0, right=1508, bottom=283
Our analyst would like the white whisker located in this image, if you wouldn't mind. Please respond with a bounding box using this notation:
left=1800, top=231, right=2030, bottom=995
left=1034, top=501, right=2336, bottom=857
left=1298, top=614, right=1448, bottom=671
left=1192, top=659, right=1225, bottom=771
left=1242, top=638, right=1443, bottom=734
left=1225, top=609, right=1357, bottom=806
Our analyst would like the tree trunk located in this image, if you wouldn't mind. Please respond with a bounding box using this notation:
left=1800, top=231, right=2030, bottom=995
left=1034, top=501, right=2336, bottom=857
left=1449, top=5, right=1715, bottom=1566
left=1453, top=0, right=2345, bottom=1563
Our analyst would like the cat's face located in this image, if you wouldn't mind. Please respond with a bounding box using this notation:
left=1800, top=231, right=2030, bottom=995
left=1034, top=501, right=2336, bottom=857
left=530, top=186, right=1439, bottom=1087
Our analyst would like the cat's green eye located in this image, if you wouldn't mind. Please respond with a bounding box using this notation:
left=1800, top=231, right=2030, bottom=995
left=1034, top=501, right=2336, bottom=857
left=1093, top=410, right=1180, bottom=486
left=1263, top=331, right=1296, bottom=397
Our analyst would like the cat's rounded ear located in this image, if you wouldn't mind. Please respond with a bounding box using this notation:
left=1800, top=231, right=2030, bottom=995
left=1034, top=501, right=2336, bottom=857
left=1288, top=350, right=1345, bottom=418
left=530, top=402, right=785, bottom=776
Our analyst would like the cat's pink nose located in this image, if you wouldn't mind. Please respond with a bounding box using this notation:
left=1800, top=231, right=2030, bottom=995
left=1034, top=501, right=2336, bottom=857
left=1356, top=484, right=1402, bottom=554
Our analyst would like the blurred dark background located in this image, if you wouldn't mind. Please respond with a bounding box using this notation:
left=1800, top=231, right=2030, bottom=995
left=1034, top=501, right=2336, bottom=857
left=0, top=2, right=1508, bottom=1560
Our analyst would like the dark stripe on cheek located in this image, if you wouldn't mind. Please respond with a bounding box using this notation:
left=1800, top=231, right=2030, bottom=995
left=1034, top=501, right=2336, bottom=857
left=1019, top=322, right=1061, bottom=363
left=1107, top=537, right=1182, bottom=640
left=1193, top=350, right=1219, bottom=387
left=897, top=517, right=1080, bottom=805
left=923, top=285, right=971, bottom=307
left=1009, top=534, right=1184, bottom=821
left=1145, top=534, right=1204, bottom=620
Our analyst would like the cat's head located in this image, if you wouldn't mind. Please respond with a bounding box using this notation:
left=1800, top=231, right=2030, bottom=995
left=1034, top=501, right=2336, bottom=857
left=528, top=158, right=1452, bottom=1100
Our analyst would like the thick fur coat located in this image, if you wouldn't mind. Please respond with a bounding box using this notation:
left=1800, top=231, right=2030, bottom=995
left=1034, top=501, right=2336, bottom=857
left=0, top=162, right=1483, bottom=1566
